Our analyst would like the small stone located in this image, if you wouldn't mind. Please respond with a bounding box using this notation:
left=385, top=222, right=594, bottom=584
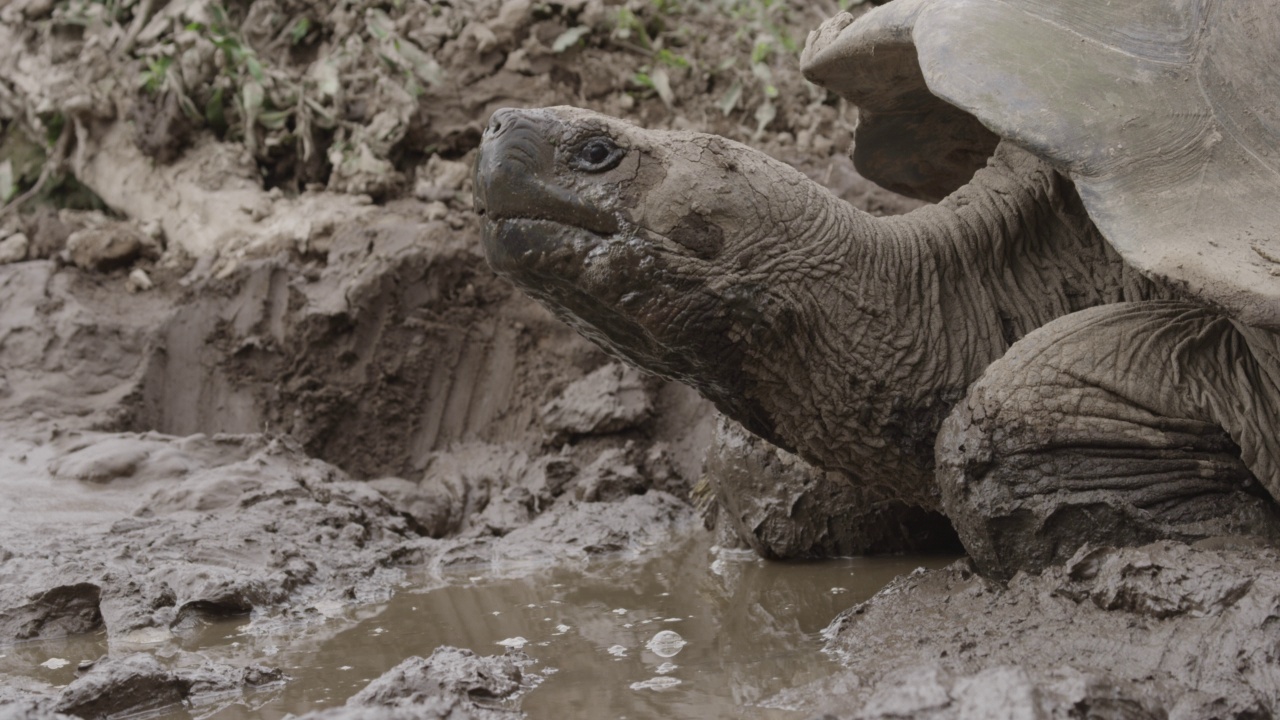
left=65, top=223, right=150, bottom=271
left=21, top=0, right=56, bottom=19
left=423, top=201, right=449, bottom=222
left=141, top=220, right=164, bottom=241
left=126, top=268, right=154, bottom=293
left=0, top=233, right=29, bottom=263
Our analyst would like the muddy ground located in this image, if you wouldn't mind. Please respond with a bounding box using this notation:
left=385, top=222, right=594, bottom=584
left=2, top=0, right=1279, bottom=718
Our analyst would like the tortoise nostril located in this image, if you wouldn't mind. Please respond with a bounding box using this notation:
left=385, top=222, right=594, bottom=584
left=486, top=109, right=517, bottom=138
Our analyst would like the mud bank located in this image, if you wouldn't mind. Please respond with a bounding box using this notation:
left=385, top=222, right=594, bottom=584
left=794, top=540, right=1280, bottom=719
left=291, top=647, right=530, bottom=720
left=0, top=205, right=708, bottom=715
left=1, top=654, right=285, bottom=720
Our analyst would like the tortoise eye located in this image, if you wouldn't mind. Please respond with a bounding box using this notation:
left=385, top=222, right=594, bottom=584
left=573, top=137, right=625, bottom=172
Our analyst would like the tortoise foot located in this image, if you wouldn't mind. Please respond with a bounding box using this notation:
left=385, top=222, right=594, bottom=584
left=938, top=301, right=1280, bottom=578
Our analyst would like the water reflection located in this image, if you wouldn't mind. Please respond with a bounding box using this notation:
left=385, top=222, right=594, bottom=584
left=200, top=532, right=949, bottom=719
left=1, top=532, right=951, bottom=719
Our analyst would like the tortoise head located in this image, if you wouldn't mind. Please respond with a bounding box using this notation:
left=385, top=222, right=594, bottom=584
left=474, top=106, right=835, bottom=440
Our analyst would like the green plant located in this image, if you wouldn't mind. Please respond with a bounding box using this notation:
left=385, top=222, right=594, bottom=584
left=139, top=56, right=173, bottom=95
left=613, top=7, right=653, bottom=50
left=611, top=0, right=799, bottom=133
left=367, top=8, right=443, bottom=96
left=288, top=17, right=311, bottom=45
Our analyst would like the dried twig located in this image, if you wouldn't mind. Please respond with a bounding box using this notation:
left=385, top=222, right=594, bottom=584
left=116, top=0, right=156, bottom=57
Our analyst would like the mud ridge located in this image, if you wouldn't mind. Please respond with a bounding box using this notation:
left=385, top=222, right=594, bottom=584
left=794, top=540, right=1280, bottom=719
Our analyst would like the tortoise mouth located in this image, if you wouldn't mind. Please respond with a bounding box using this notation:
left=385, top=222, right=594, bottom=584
left=479, top=202, right=619, bottom=237
left=480, top=216, right=599, bottom=276
left=480, top=216, right=682, bottom=374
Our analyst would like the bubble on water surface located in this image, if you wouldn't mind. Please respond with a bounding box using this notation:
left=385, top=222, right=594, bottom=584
left=40, top=658, right=69, bottom=670
left=656, top=662, right=678, bottom=674
left=630, top=676, right=682, bottom=691
left=607, top=644, right=627, bottom=657
left=645, top=629, right=686, bottom=658
left=497, top=637, right=528, bottom=650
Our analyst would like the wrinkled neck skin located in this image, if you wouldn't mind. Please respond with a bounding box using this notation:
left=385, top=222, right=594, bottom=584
left=692, top=143, right=1157, bottom=509
left=474, top=109, right=1157, bottom=511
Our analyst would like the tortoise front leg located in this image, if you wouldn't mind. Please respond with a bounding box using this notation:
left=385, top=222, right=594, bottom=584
left=705, top=416, right=960, bottom=560
left=937, top=301, right=1280, bottom=579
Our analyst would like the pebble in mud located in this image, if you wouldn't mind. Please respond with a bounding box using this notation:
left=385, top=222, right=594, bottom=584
left=0, top=233, right=28, bottom=264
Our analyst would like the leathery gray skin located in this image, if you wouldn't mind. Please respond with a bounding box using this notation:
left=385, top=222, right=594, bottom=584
left=474, top=106, right=1280, bottom=577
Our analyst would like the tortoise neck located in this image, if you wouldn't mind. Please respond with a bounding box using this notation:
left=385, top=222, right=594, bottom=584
left=741, top=144, right=1152, bottom=506
left=875, top=143, right=1151, bottom=375
left=876, top=146, right=1079, bottom=378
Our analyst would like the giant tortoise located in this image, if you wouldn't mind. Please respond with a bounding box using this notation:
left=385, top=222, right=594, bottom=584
left=472, top=0, right=1280, bottom=577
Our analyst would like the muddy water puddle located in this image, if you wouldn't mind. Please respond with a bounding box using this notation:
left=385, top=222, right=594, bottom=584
left=6, top=534, right=952, bottom=718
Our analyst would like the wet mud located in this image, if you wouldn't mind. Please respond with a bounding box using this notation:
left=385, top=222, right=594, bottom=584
left=3, top=0, right=1280, bottom=718
left=0, top=209, right=714, bottom=715
left=3, top=532, right=950, bottom=720
left=800, top=539, right=1280, bottom=719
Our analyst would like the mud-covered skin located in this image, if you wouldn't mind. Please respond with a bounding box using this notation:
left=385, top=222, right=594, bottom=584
left=475, top=107, right=1248, bottom=566
left=939, top=302, right=1280, bottom=577
left=475, top=107, right=1160, bottom=518
left=474, top=107, right=1280, bottom=576
left=475, top=106, right=786, bottom=433
left=705, top=416, right=962, bottom=559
